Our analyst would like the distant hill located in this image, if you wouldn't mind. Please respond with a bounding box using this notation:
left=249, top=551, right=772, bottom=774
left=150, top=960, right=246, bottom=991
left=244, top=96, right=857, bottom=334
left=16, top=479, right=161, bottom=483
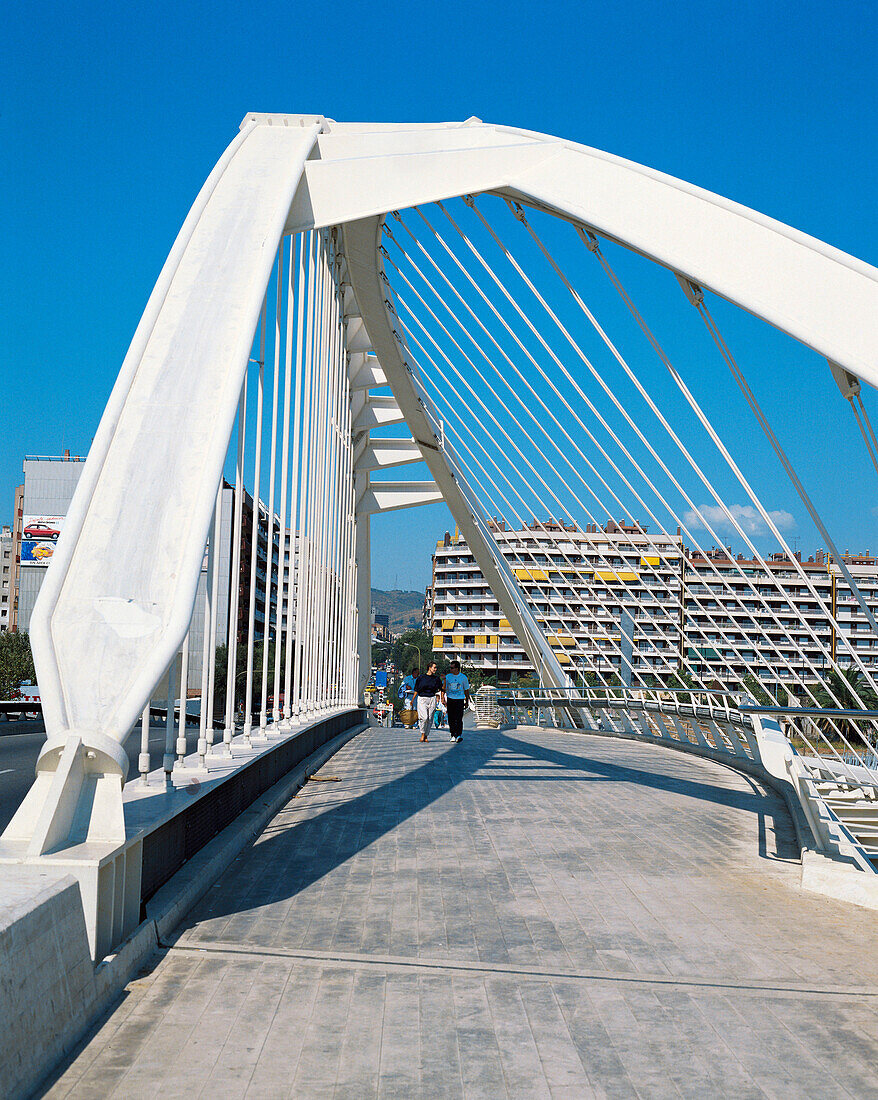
left=371, top=588, right=424, bottom=632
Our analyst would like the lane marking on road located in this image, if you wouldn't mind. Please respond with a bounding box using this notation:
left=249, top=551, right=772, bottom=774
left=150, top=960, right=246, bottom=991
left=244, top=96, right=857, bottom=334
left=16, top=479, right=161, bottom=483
left=0, top=769, right=15, bottom=776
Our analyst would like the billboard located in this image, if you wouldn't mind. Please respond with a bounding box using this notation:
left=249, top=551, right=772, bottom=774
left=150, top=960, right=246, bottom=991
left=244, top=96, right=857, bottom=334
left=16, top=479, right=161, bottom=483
left=21, top=514, right=64, bottom=567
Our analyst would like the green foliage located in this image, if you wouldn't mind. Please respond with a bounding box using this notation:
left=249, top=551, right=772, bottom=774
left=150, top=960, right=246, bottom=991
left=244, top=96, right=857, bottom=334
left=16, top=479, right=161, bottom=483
left=0, top=632, right=35, bottom=700
left=741, top=672, right=774, bottom=706
left=665, top=665, right=694, bottom=703
left=666, top=666, right=695, bottom=690
left=811, top=667, right=878, bottom=745
left=381, top=629, right=437, bottom=676
left=212, top=640, right=279, bottom=720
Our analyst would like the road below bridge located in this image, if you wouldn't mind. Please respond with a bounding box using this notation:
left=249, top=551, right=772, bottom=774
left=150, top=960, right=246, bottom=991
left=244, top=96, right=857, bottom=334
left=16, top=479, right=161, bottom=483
left=0, top=720, right=213, bottom=832
left=45, top=725, right=878, bottom=1098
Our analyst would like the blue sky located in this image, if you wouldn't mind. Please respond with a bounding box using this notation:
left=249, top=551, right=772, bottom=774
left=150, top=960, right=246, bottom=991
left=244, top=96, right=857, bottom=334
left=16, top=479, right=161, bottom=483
left=4, top=0, right=877, bottom=590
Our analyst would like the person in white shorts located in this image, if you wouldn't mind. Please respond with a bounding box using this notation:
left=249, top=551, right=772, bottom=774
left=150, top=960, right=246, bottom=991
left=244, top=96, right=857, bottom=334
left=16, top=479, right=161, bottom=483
left=412, top=662, right=443, bottom=742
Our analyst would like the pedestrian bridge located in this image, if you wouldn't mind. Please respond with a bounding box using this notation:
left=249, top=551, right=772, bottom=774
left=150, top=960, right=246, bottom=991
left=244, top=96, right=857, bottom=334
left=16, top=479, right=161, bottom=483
left=2, top=114, right=878, bottom=1096
left=43, top=724, right=878, bottom=1097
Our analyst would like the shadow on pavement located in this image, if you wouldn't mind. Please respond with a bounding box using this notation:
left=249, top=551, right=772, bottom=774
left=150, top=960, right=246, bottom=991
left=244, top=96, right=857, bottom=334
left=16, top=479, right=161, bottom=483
left=176, top=728, right=798, bottom=929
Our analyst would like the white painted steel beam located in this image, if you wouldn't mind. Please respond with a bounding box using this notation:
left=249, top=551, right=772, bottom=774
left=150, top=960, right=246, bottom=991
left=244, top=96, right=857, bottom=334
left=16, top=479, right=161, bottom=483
left=356, top=480, right=443, bottom=514
left=348, top=354, right=387, bottom=390
left=30, top=118, right=321, bottom=751
left=287, top=120, right=878, bottom=389
left=354, top=437, right=423, bottom=471
left=351, top=394, right=406, bottom=432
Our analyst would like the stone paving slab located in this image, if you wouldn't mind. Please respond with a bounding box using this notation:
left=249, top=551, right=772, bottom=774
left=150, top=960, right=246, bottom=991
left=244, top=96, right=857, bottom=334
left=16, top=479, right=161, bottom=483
left=42, top=726, right=878, bottom=1098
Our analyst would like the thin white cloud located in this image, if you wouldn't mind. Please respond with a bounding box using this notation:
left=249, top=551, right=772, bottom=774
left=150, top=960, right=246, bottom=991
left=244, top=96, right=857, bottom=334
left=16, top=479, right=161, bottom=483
left=683, top=503, right=795, bottom=536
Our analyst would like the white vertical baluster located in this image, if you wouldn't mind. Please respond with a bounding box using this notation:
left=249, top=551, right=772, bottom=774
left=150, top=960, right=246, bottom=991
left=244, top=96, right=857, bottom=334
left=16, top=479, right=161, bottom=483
left=163, top=651, right=176, bottom=786
left=306, top=233, right=327, bottom=713
left=244, top=297, right=267, bottom=743
left=313, top=234, right=331, bottom=710
left=175, top=632, right=190, bottom=765
left=205, top=485, right=222, bottom=756
left=261, top=241, right=284, bottom=734
left=328, top=243, right=344, bottom=707
left=139, top=703, right=151, bottom=785
left=293, top=231, right=314, bottom=718
left=283, top=233, right=307, bottom=723
left=197, top=506, right=216, bottom=767
left=223, top=376, right=247, bottom=754
left=272, top=237, right=295, bottom=727
left=322, top=233, right=335, bottom=708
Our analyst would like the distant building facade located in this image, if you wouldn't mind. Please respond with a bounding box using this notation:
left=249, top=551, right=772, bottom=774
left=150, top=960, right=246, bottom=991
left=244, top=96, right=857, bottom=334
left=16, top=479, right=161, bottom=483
left=0, top=525, right=12, bottom=630
left=13, top=455, right=296, bottom=699
left=422, top=586, right=432, bottom=631
left=9, top=485, right=23, bottom=631
left=429, top=520, right=878, bottom=687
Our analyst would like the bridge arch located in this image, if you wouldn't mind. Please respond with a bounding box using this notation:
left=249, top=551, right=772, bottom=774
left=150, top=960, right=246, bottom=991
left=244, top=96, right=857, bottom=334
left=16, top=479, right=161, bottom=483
left=5, top=115, right=878, bottom=961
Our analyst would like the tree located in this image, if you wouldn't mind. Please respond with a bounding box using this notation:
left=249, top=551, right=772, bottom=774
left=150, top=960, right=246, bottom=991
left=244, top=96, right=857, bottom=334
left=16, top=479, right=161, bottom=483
left=811, top=667, right=878, bottom=746
left=388, top=629, right=436, bottom=676
left=0, top=632, right=36, bottom=700
left=666, top=665, right=694, bottom=705
left=741, top=672, right=773, bottom=706
left=212, top=640, right=279, bottom=721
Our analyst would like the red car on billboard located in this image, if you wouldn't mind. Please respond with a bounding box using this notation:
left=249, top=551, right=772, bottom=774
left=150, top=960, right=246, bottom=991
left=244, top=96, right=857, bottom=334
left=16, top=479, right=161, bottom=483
left=24, top=521, right=60, bottom=541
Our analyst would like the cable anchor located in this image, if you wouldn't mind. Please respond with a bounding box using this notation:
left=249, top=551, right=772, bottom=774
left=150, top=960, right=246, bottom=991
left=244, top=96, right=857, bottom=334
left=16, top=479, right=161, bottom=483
left=575, top=226, right=601, bottom=254
left=674, top=273, right=704, bottom=306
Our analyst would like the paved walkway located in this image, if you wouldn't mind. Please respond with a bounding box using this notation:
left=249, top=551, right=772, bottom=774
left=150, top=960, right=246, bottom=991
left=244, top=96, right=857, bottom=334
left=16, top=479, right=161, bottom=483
left=44, top=726, right=878, bottom=1098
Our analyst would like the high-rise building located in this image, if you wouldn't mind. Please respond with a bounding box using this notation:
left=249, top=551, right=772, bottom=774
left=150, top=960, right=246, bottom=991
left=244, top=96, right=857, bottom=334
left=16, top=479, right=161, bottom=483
left=13, top=455, right=296, bottom=699
left=429, top=520, right=878, bottom=687
left=430, top=520, right=683, bottom=681
left=0, top=525, right=12, bottom=631
left=9, top=485, right=23, bottom=632
left=421, top=586, right=432, bottom=631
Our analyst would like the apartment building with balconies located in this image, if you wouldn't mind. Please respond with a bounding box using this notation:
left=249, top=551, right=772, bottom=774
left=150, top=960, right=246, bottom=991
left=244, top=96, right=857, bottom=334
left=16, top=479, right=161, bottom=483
left=429, top=520, right=878, bottom=687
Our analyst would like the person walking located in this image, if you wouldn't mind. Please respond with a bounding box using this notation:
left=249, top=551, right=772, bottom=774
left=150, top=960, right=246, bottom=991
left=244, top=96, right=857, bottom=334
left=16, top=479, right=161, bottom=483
left=443, top=660, right=472, bottom=743
left=401, top=670, right=416, bottom=708
left=412, top=662, right=443, bottom=742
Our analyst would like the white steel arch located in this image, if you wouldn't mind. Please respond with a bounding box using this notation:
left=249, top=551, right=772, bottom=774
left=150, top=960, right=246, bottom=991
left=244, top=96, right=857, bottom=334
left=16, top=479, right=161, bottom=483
left=28, top=113, right=878, bottom=763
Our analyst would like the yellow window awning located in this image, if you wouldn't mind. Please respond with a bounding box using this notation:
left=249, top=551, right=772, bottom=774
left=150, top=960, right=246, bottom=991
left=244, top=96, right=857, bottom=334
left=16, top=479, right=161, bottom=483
left=475, top=634, right=487, bottom=646
left=514, top=567, right=548, bottom=582
left=441, top=618, right=455, bottom=629
left=488, top=635, right=499, bottom=646
left=556, top=652, right=572, bottom=664
left=432, top=635, right=444, bottom=648
left=452, top=634, right=464, bottom=646
left=640, top=555, right=660, bottom=567
left=594, top=570, right=639, bottom=583
left=498, top=618, right=510, bottom=629
left=549, top=634, right=576, bottom=647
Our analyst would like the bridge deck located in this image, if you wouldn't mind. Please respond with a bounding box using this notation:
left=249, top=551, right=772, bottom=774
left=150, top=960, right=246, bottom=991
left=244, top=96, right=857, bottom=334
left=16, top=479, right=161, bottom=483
left=46, top=726, right=878, bottom=1098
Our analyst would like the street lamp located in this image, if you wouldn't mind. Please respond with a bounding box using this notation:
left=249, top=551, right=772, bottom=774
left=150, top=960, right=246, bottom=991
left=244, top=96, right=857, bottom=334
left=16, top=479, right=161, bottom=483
left=400, top=640, right=422, bottom=674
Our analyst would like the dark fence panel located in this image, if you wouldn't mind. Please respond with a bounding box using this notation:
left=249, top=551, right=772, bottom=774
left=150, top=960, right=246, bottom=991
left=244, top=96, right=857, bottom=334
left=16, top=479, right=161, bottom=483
left=140, top=708, right=364, bottom=906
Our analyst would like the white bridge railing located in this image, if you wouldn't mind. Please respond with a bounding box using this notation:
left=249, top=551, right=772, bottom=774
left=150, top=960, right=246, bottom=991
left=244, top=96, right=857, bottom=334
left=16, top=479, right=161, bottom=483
left=499, top=688, right=878, bottom=876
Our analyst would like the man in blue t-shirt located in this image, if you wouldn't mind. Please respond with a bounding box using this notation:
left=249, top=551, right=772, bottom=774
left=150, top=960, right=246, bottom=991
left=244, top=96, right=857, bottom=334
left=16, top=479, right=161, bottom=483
left=442, top=660, right=472, bottom=743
